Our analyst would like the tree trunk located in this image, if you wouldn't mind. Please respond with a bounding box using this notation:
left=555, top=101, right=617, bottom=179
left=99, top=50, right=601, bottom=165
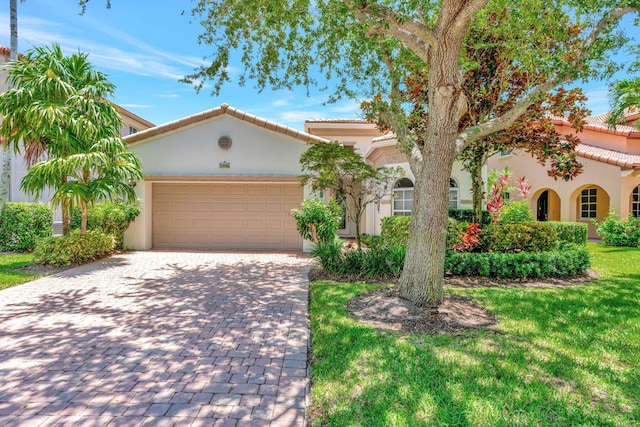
left=398, top=2, right=472, bottom=306
left=470, top=154, right=487, bottom=224
left=0, top=0, right=18, bottom=214
left=81, top=202, right=88, bottom=236
left=62, top=198, right=70, bottom=237
left=398, top=147, right=456, bottom=306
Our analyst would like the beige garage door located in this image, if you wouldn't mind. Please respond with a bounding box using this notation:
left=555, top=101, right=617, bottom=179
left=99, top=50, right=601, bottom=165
left=152, top=183, right=303, bottom=249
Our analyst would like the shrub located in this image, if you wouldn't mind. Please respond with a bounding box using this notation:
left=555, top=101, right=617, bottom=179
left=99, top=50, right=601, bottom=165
left=594, top=210, right=640, bottom=247
left=480, top=221, right=557, bottom=253
left=0, top=202, right=53, bottom=252
left=498, top=200, right=534, bottom=222
left=449, top=209, right=492, bottom=226
left=450, top=223, right=481, bottom=252
left=360, top=234, right=382, bottom=248
left=445, top=243, right=590, bottom=278
left=70, top=201, right=140, bottom=248
left=291, top=199, right=342, bottom=246
left=546, top=222, right=588, bottom=245
left=381, top=216, right=411, bottom=246
left=34, top=230, right=116, bottom=266
left=313, top=240, right=406, bottom=280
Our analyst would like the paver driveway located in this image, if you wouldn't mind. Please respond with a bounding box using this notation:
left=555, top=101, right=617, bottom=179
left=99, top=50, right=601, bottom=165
left=0, top=251, right=313, bottom=427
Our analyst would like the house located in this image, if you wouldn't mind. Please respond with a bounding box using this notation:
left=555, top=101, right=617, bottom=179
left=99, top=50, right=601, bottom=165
left=121, top=104, right=476, bottom=251
left=487, top=110, right=640, bottom=238
left=0, top=45, right=155, bottom=228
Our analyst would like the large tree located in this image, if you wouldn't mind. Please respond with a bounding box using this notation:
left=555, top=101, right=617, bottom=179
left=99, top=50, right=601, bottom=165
left=0, top=44, right=142, bottom=235
left=186, top=0, right=639, bottom=306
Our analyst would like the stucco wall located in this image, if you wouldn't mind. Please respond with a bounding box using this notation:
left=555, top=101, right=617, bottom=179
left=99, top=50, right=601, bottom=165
left=130, top=115, right=308, bottom=177
left=488, top=149, right=640, bottom=238
left=124, top=115, right=310, bottom=250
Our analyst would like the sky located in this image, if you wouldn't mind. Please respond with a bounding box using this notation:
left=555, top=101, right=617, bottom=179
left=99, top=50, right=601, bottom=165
left=0, top=1, right=636, bottom=130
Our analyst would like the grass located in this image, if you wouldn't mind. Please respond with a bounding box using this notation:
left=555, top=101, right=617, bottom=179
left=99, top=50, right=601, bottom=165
left=309, top=243, right=640, bottom=426
left=0, top=253, right=46, bottom=290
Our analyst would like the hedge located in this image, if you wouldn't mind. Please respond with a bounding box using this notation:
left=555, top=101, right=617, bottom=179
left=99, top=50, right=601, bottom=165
left=0, top=202, right=53, bottom=252
left=480, top=221, right=557, bottom=253
left=382, top=211, right=492, bottom=247
left=449, top=208, right=492, bottom=226
left=34, top=230, right=115, bottom=266
left=445, top=244, right=590, bottom=278
left=545, top=221, right=588, bottom=245
left=70, top=201, right=140, bottom=248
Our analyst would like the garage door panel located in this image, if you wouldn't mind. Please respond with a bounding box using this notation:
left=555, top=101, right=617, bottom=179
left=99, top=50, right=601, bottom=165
left=153, top=183, right=302, bottom=249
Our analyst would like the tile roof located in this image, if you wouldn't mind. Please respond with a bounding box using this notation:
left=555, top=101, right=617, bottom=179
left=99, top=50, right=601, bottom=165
left=575, top=143, right=640, bottom=169
left=304, top=118, right=372, bottom=124
left=117, top=105, right=155, bottom=128
left=124, top=103, right=330, bottom=145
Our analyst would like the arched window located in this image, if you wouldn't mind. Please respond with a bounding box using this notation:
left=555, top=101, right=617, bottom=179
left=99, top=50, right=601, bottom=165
left=449, top=178, right=459, bottom=209
left=393, top=178, right=414, bottom=216
left=632, top=186, right=640, bottom=218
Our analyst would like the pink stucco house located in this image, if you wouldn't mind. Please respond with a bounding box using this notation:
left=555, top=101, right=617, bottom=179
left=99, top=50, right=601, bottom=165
left=487, top=110, right=640, bottom=238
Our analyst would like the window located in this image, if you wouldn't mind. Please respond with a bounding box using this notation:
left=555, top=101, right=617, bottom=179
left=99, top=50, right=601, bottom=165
left=393, top=178, right=414, bottom=216
left=632, top=186, right=640, bottom=218
left=129, top=126, right=138, bottom=135
left=580, top=187, right=597, bottom=219
left=449, top=178, right=459, bottom=209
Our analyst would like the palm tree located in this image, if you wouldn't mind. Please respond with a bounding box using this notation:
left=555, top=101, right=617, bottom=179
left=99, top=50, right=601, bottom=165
left=0, top=44, right=143, bottom=235
left=607, top=78, right=640, bottom=130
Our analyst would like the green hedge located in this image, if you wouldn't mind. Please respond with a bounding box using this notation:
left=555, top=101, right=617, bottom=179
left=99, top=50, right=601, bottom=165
left=480, top=221, right=557, bottom=253
left=445, top=244, right=590, bottom=278
left=449, top=209, right=492, bottom=226
left=594, top=210, right=640, bottom=247
left=34, top=230, right=115, bottom=266
left=0, top=202, right=53, bottom=252
left=546, top=222, right=588, bottom=245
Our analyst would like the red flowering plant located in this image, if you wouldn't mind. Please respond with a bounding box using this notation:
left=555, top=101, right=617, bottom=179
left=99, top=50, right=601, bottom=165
left=450, top=222, right=482, bottom=252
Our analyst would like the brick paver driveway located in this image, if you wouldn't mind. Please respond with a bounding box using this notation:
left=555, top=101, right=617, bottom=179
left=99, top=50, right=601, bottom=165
left=0, top=251, right=313, bottom=427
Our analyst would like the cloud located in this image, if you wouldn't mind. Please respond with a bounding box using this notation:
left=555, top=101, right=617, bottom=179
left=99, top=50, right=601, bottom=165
left=0, top=13, right=198, bottom=82
left=119, top=103, right=153, bottom=109
left=154, top=93, right=181, bottom=99
left=278, top=110, right=326, bottom=123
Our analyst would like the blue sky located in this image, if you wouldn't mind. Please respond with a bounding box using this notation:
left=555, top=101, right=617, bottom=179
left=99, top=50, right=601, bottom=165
left=0, top=1, right=635, bottom=129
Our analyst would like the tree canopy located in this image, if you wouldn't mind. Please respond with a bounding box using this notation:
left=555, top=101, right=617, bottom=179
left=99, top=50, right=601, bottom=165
left=187, top=0, right=640, bottom=306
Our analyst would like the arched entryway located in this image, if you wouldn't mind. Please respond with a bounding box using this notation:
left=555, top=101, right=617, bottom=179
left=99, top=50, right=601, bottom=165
left=570, top=185, right=611, bottom=239
left=535, top=189, right=561, bottom=221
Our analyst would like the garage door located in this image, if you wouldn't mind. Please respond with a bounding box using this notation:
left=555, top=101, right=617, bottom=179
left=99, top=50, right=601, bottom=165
left=152, top=183, right=303, bottom=249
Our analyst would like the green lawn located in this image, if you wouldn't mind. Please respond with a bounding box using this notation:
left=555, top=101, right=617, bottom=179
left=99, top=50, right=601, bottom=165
left=309, top=243, right=640, bottom=426
left=0, top=253, right=46, bottom=290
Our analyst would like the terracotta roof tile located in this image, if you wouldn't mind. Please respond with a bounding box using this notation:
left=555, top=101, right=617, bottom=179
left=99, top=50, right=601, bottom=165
left=124, top=103, right=329, bottom=145
left=575, top=143, right=640, bottom=169
left=305, top=118, right=372, bottom=124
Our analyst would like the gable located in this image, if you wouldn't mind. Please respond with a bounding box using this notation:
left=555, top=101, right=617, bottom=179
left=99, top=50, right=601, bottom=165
left=129, top=113, right=314, bottom=176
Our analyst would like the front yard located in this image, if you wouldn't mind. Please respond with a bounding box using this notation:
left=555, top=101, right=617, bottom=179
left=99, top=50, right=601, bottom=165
left=309, top=243, right=640, bottom=426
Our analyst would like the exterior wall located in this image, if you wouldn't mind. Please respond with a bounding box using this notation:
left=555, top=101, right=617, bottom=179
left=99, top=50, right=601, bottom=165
left=488, top=149, right=640, bottom=238
left=363, top=160, right=473, bottom=236
left=124, top=115, right=309, bottom=250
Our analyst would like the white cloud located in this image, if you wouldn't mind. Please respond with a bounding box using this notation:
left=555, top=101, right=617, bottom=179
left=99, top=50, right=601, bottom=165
left=154, top=93, right=180, bottom=99
left=119, top=103, right=153, bottom=109
left=0, top=13, right=198, bottom=82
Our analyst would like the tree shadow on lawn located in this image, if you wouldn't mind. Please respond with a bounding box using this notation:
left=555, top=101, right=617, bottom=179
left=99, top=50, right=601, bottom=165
left=0, top=255, right=311, bottom=421
left=309, top=281, right=639, bottom=426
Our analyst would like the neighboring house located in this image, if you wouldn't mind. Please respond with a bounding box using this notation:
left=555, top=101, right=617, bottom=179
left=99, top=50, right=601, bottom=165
left=487, top=110, right=640, bottom=238
left=0, top=45, right=155, bottom=227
